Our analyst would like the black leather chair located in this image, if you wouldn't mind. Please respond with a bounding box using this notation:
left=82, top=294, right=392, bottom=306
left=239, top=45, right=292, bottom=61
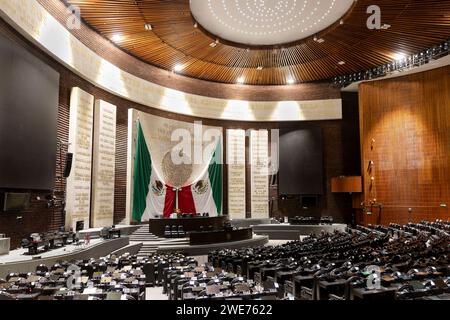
left=143, top=262, right=156, bottom=286
left=5, top=273, right=19, bottom=282
left=178, top=225, right=186, bottom=237
left=164, top=225, right=171, bottom=238
left=171, top=225, right=178, bottom=238
left=36, top=264, right=49, bottom=275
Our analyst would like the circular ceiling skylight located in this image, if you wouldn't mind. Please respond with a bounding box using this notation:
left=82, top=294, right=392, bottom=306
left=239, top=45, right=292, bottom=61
left=190, top=0, right=355, bottom=46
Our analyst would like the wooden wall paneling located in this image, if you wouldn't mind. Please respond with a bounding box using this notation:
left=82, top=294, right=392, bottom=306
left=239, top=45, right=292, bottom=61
left=359, top=66, right=450, bottom=225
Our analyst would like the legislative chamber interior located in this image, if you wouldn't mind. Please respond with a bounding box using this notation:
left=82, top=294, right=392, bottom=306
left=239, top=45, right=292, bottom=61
left=0, top=0, right=449, bottom=303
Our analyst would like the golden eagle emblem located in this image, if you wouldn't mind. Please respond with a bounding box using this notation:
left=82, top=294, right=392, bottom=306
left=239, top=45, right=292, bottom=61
left=151, top=180, right=165, bottom=196
left=193, top=180, right=209, bottom=195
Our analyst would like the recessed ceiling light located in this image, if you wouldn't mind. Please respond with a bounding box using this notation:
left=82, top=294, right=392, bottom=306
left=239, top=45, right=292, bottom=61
left=191, top=0, right=354, bottom=46
left=111, top=34, right=122, bottom=42
left=209, top=42, right=217, bottom=48
left=173, top=64, right=184, bottom=72
left=144, top=24, right=152, bottom=31
left=338, top=61, right=346, bottom=65
left=194, top=22, right=198, bottom=28
left=380, top=24, right=391, bottom=30
left=237, top=76, right=245, bottom=84
left=316, top=38, right=325, bottom=43
left=287, top=77, right=295, bottom=85
left=257, top=66, right=263, bottom=71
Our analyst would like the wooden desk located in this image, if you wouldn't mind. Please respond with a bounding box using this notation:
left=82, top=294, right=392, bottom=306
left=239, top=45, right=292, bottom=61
left=148, top=216, right=227, bottom=237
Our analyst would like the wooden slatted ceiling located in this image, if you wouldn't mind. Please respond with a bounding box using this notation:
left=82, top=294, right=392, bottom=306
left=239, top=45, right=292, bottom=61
left=66, top=0, right=450, bottom=85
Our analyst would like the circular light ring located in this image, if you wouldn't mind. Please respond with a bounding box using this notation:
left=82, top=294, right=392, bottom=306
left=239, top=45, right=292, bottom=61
left=190, top=0, right=354, bottom=46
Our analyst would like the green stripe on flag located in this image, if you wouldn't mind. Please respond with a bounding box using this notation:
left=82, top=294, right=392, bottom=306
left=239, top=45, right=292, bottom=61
left=132, top=121, right=152, bottom=221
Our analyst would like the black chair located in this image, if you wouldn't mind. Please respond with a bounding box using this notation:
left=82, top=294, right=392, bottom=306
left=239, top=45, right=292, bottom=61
left=36, top=264, right=49, bottom=276
left=5, top=273, right=19, bottom=281
left=142, top=262, right=156, bottom=286
left=20, top=238, right=30, bottom=248
left=164, top=225, right=171, bottom=238
left=100, top=228, right=109, bottom=239
left=50, top=263, right=62, bottom=272
left=171, top=225, right=178, bottom=238
left=97, top=262, right=107, bottom=273
left=81, top=264, right=94, bottom=278
left=178, top=226, right=186, bottom=238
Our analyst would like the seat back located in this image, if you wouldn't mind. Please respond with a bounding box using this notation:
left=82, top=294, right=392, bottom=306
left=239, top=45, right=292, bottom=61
left=178, top=225, right=186, bottom=237
left=142, top=262, right=155, bottom=286
left=164, top=225, right=172, bottom=238
left=171, top=225, right=178, bottom=238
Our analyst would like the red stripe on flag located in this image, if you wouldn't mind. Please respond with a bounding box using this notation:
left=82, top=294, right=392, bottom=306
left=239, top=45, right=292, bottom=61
left=178, top=186, right=197, bottom=213
left=163, top=186, right=175, bottom=218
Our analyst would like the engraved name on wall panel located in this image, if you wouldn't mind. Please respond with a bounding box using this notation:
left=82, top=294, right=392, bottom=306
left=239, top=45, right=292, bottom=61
left=91, top=100, right=117, bottom=228
left=250, top=130, right=269, bottom=218
left=227, top=129, right=246, bottom=219
left=65, top=87, right=94, bottom=230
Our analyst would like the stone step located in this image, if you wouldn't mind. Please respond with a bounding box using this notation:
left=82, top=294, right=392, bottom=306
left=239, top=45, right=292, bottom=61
left=132, top=235, right=155, bottom=237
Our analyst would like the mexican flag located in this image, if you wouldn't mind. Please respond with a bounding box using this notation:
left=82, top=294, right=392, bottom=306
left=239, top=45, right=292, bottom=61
left=132, top=121, right=222, bottom=221
left=132, top=122, right=174, bottom=221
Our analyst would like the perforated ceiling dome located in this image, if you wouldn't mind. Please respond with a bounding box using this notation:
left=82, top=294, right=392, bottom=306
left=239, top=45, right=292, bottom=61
left=190, top=0, right=355, bottom=46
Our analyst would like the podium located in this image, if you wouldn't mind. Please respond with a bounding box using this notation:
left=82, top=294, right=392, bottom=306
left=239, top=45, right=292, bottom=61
left=148, top=216, right=227, bottom=237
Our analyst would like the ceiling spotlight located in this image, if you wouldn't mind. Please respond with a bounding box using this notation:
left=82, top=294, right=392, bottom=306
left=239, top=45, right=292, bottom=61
left=173, top=64, right=184, bottom=72
left=111, top=34, right=123, bottom=42
left=194, top=22, right=198, bottom=28
left=316, top=38, right=325, bottom=43
left=380, top=24, right=391, bottom=30
left=340, top=19, right=344, bottom=25
left=338, top=61, right=346, bottom=65
left=313, top=35, right=318, bottom=42
left=209, top=42, right=217, bottom=48
left=237, top=76, right=245, bottom=84
left=144, top=24, right=152, bottom=31
left=257, top=66, right=263, bottom=71
left=287, top=77, right=295, bottom=85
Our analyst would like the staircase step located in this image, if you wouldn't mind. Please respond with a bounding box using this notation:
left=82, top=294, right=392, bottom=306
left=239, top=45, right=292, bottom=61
left=130, top=227, right=168, bottom=257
